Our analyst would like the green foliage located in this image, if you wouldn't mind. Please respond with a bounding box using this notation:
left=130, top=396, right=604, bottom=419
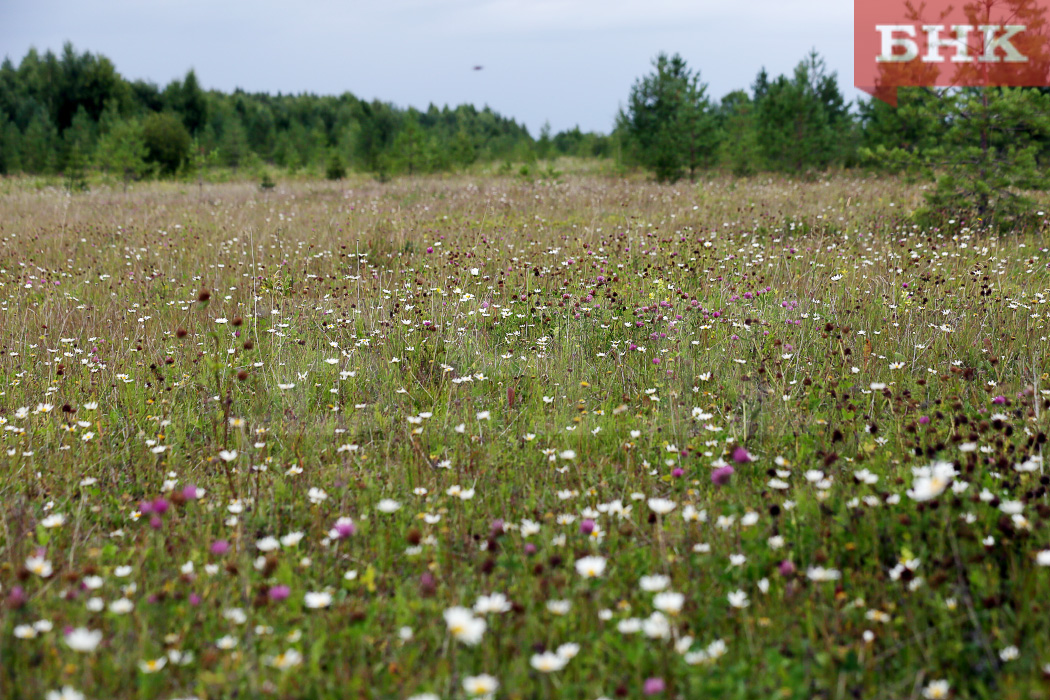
left=536, top=121, right=553, bottom=160
left=619, top=52, right=718, bottom=182
left=0, top=44, right=543, bottom=182
left=217, top=110, right=251, bottom=170
left=450, top=129, right=477, bottom=168
left=716, top=90, right=762, bottom=176
left=142, top=112, right=191, bottom=176
left=63, top=141, right=88, bottom=193
left=21, top=108, right=59, bottom=173
left=858, top=87, right=946, bottom=155
left=95, top=106, right=148, bottom=186
left=754, top=51, right=851, bottom=173
left=865, top=88, right=1050, bottom=230
left=162, top=69, right=208, bottom=135
left=551, top=126, right=611, bottom=158
left=325, top=151, right=347, bottom=180
left=63, top=105, right=96, bottom=170
left=0, top=113, right=21, bottom=173
left=390, top=114, right=427, bottom=175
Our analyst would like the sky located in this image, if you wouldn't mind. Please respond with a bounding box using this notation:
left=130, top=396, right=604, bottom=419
left=0, top=0, right=859, bottom=136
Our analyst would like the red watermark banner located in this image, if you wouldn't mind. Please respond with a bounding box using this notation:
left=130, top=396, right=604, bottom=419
left=855, top=0, right=1050, bottom=104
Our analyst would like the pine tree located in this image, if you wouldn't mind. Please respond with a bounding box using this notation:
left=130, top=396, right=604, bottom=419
left=536, top=122, right=553, bottom=160
left=325, top=150, right=347, bottom=180
left=63, top=105, right=96, bottom=171
left=64, top=141, right=88, bottom=192
left=619, top=53, right=718, bottom=182
left=755, top=51, right=850, bottom=173
left=391, top=116, right=425, bottom=175
left=0, top=114, right=21, bottom=174
left=858, top=88, right=946, bottom=154
left=22, top=109, right=59, bottom=174
left=897, top=88, right=1050, bottom=229
left=95, top=115, right=147, bottom=190
left=451, top=129, right=476, bottom=169
left=716, top=90, right=762, bottom=176
left=219, top=116, right=250, bottom=171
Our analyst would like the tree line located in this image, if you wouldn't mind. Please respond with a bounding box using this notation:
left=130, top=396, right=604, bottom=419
left=0, top=43, right=612, bottom=184
left=618, top=49, right=1050, bottom=228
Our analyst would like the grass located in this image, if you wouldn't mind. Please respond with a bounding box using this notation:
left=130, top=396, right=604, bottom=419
left=1, top=172, right=1049, bottom=700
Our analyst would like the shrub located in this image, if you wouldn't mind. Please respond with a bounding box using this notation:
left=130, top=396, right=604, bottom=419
left=142, top=112, right=191, bottom=176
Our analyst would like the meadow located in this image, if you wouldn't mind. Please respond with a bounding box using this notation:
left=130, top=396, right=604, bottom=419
left=1, top=172, right=1049, bottom=700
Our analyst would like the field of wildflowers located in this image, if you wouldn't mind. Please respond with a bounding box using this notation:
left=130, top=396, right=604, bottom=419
left=1, top=174, right=1050, bottom=699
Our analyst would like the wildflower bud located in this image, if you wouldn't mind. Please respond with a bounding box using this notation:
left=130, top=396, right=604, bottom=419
left=197, top=289, right=211, bottom=303
left=210, top=540, right=230, bottom=556
left=406, top=528, right=422, bottom=546
left=268, top=585, right=290, bottom=602
left=232, top=316, right=243, bottom=327
left=778, top=560, right=796, bottom=577
left=643, top=678, right=666, bottom=695
left=152, top=498, right=169, bottom=515
left=176, top=328, right=188, bottom=339
left=149, top=515, right=163, bottom=530
left=580, top=519, right=595, bottom=535
left=237, top=370, right=249, bottom=381
left=712, top=466, right=734, bottom=486
left=6, top=586, right=26, bottom=609
left=671, top=468, right=684, bottom=478
left=243, top=340, right=254, bottom=350
left=524, top=543, right=537, bottom=556
left=182, top=485, right=199, bottom=501
left=731, top=447, right=752, bottom=464
left=419, top=572, right=436, bottom=598
left=489, top=519, right=505, bottom=537
left=333, top=517, right=356, bottom=539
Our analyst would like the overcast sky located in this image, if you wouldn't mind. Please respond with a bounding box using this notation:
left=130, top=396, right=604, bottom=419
left=1, top=0, right=858, bottom=136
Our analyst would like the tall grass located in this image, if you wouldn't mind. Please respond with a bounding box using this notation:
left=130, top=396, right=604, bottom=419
left=1, top=173, right=1049, bottom=700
